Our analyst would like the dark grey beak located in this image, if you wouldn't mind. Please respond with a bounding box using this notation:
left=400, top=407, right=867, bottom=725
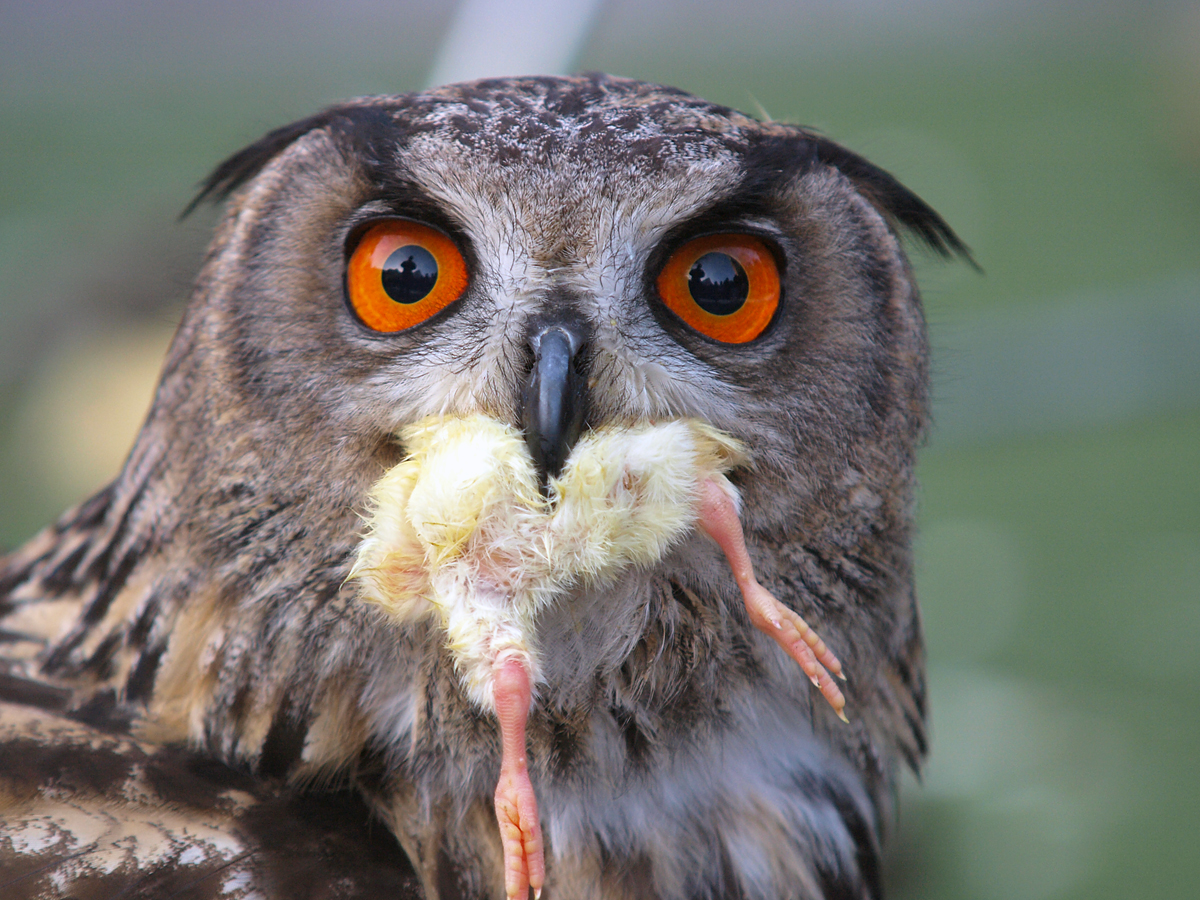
left=520, top=324, right=587, bottom=487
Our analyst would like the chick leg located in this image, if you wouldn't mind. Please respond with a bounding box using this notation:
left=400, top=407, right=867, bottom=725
left=493, top=651, right=545, bottom=899
left=697, top=478, right=849, bottom=722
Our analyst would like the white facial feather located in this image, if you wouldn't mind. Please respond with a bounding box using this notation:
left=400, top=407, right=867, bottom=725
left=347, top=136, right=751, bottom=425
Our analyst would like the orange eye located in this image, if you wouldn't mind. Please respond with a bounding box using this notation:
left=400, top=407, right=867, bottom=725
left=655, top=233, right=780, bottom=343
left=346, top=220, right=468, bottom=332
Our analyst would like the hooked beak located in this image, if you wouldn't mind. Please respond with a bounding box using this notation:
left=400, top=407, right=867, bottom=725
left=520, top=324, right=587, bottom=488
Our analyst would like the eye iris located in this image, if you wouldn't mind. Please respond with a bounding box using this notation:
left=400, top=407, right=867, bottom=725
left=687, top=252, right=748, bottom=316
left=381, top=245, right=438, bottom=304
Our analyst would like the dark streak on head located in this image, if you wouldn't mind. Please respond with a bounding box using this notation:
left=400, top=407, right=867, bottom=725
left=182, top=102, right=409, bottom=218
left=811, top=135, right=978, bottom=268
left=181, top=110, right=342, bottom=218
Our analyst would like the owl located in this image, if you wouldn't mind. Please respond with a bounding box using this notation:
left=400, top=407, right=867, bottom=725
left=0, top=75, right=968, bottom=899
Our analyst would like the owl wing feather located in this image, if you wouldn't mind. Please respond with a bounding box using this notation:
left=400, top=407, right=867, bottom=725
left=1, top=501, right=422, bottom=899
left=0, top=686, right=423, bottom=900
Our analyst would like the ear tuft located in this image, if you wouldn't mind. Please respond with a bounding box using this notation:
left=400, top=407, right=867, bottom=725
left=813, top=135, right=980, bottom=270
left=180, top=103, right=399, bottom=219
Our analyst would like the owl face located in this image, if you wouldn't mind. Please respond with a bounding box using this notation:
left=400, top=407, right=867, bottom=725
left=187, top=77, right=941, bottom=548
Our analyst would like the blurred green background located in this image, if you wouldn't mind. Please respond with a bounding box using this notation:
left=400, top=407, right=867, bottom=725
left=1, top=2, right=1197, bottom=898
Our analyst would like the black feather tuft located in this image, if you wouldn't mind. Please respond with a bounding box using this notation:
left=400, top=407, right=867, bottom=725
left=180, top=102, right=413, bottom=220
left=180, top=109, right=344, bottom=219
left=813, top=135, right=980, bottom=271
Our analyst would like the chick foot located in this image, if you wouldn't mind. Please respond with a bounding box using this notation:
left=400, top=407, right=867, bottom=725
left=493, top=652, right=545, bottom=899
left=697, top=478, right=849, bottom=722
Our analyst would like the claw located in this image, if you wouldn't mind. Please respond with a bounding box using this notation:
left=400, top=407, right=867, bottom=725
left=493, top=653, right=545, bottom=898
left=697, top=479, right=848, bottom=721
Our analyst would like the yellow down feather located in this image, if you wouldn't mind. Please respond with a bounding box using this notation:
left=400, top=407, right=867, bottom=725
left=351, top=415, right=745, bottom=709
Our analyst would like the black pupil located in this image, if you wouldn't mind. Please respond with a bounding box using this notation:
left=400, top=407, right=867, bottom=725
left=381, top=245, right=438, bottom=304
left=687, top=252, right=748, bottom=316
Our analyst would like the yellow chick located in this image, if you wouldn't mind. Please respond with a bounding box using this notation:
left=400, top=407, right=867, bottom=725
left=352, top=415, right=749, bottom=707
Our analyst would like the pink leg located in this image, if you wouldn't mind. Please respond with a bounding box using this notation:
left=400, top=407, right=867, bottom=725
left=697, top=479, right=849, bottom=723
left=493, top=652, right=545, bottom=899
